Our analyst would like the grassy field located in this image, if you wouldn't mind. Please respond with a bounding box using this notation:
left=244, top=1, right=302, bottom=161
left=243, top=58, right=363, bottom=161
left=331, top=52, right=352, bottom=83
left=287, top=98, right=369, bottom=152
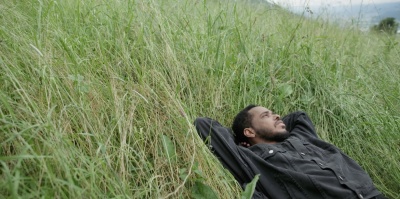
left=1, top=0, right=399, bottom=198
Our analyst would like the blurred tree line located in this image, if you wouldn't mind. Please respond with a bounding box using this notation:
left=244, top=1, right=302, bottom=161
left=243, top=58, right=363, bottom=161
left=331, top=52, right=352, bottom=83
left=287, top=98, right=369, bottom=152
left=371, top=17, right=399, bottom=34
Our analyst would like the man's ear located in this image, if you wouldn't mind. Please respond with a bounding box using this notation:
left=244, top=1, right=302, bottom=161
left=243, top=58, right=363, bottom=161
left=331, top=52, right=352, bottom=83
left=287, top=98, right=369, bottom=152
left=244, top=128, right=256, bottom=138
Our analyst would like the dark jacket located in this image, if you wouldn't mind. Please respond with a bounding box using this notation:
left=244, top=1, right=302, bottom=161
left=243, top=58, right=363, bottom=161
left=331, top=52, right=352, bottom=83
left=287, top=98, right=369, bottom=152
left=194, top=111, right=381, bottom=199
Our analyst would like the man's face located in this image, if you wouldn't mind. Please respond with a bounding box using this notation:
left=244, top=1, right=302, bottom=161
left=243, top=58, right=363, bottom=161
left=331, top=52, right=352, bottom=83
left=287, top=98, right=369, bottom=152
left=248, top=106, right=289, bottom=142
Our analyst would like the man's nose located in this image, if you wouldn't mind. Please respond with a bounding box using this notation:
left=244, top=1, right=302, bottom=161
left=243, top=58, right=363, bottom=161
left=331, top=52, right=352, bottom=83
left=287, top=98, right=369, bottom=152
left=273, top=114, right=280, bottom=120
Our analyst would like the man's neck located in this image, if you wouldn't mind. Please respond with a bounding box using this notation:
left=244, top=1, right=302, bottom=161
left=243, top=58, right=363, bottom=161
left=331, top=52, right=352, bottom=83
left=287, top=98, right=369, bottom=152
left=251, top=138, right=278, bottom=145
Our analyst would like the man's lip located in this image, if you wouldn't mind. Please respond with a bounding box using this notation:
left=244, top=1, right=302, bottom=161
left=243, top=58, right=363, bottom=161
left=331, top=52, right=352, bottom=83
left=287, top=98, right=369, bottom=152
left=275, top=121, right=284, bottom=127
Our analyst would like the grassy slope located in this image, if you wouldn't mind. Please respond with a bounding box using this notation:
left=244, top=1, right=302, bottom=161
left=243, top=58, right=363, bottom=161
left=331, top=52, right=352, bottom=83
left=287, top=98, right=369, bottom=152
left=1, top=0, right=399, bottom=198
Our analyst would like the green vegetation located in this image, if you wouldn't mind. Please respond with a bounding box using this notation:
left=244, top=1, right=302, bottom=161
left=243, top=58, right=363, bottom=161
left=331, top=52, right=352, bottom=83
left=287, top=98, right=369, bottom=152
left=371, top=17, right=399, bottom=34
left=1, top=0, right=399, bottom=198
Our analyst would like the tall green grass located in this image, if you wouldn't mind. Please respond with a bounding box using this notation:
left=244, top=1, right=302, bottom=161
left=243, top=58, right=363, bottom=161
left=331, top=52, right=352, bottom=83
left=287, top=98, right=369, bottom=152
left=1, top=0, right=399, bottom=198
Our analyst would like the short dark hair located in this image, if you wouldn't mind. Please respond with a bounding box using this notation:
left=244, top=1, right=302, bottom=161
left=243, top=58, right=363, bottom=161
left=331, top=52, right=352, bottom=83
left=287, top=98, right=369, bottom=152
left=232, top=104, right=258, bottom=144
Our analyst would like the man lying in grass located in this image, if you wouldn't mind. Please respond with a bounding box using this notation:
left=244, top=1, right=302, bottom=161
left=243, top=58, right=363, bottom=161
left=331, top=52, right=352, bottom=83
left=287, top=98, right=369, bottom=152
left=195, top=105, right=386, bottom=199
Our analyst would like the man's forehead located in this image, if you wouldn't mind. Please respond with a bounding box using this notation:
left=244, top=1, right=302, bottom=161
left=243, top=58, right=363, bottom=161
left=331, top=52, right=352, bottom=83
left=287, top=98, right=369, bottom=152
left=249, top=106, right=271, bottom=115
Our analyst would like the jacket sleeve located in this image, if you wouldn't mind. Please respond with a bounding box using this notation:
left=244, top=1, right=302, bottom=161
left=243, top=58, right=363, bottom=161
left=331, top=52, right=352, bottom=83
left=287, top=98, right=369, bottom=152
left=194, top=117, right=269, bottom=199
left=282, top=111, right=318, bottom=139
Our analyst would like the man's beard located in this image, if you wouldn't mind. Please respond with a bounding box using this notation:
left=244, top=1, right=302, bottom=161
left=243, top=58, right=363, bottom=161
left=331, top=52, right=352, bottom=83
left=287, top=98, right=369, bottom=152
left=255, top=129, right=290, bottom=142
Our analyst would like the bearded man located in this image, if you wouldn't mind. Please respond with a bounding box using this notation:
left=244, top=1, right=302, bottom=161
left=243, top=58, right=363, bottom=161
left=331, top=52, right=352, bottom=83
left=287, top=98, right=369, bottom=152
left=194, top=105, right=386, bottom=199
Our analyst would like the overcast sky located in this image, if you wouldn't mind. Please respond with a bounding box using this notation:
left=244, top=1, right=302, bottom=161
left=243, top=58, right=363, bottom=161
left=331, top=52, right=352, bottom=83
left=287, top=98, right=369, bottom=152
left=269, top=0, right=400, bottom=8
left=268, top=0, right=400, bottom=30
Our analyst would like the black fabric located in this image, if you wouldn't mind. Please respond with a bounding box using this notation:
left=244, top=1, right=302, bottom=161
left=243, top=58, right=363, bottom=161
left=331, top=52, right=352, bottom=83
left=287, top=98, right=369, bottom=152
left=194, top=111, right=382, bottom=199
left=372, top=194, right=388, bottom=199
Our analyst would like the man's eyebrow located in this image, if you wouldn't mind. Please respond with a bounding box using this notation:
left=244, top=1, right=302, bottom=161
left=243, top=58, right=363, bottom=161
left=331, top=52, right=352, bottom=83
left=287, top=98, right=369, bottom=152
left=261, top=111, right=271, bottom=116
